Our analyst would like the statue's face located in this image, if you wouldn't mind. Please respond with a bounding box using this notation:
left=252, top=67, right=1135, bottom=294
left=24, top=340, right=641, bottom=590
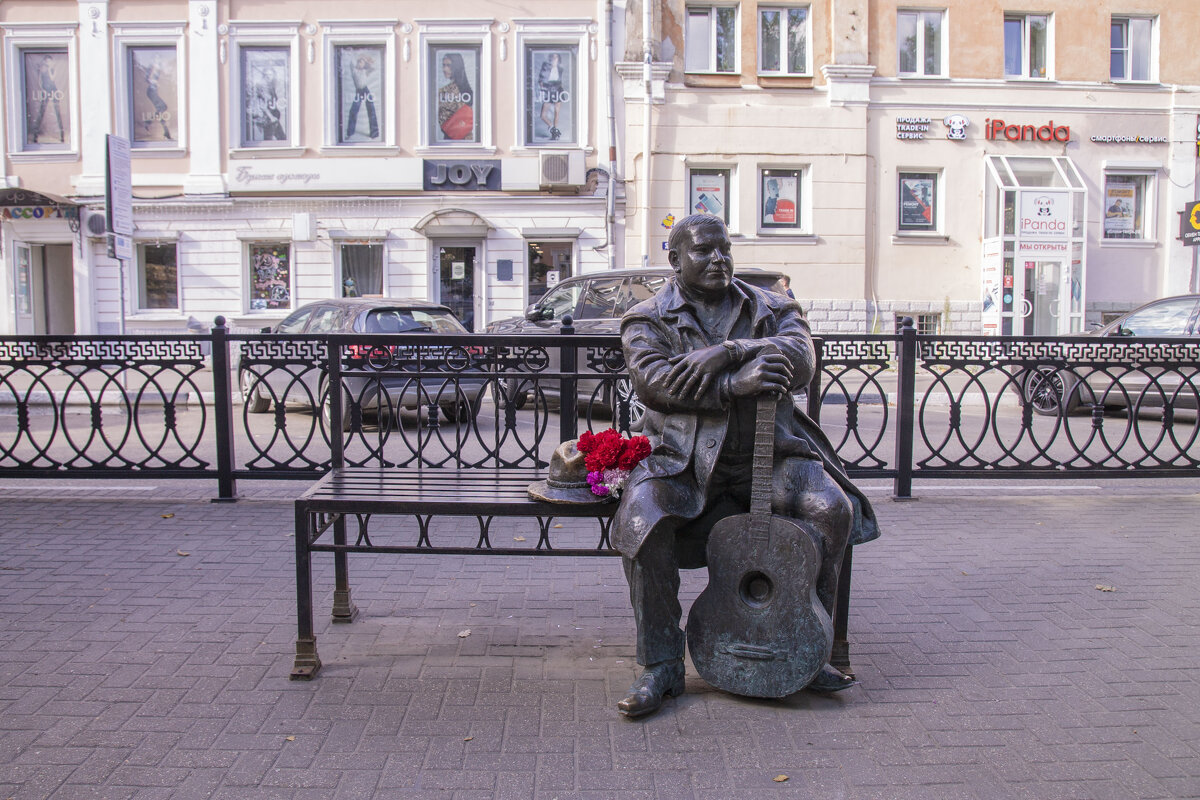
left=672, top=222, right=733, bottom=298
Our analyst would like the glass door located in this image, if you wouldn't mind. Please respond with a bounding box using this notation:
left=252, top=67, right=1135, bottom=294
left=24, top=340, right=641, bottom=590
left=434, top=244, right=477, bottom=331
left=1016, top=258, right=1073, bottom=335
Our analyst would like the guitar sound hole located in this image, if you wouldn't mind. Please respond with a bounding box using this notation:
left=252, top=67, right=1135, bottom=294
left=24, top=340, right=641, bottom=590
left=739, top=571, right=773, bottom=608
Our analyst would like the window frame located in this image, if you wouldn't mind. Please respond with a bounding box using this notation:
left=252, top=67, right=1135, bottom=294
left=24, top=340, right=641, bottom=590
left=418, top=20, right=493, bottom=152
left=757, top=5, right=810, bottom=77
left=1003, top=12, right=1052, bottom=80
left=245, top=240, right=295, bottom=313
left=1101, top=170, right=1155, bottom=242
left=334, top=238, right=387, bottom=297
left=136, top=241, right=181, bottom=313
left=897, top=170, right=942, bottom=234
left=2, top=23, right=78, bottom=158
left=684, top=4, right=740, bottom=75
left=320, top=21, right=397, bottom=150
left=1110, top=15, right=1157, bottom=83
left=516, top=19, right=590, bottom=149
left=688, top=167, right=733, bottom=226
left=227, top=22, right=302, bottom=153
left=112, top=23, right=187, bottom=154
left=758, top=166, right=807, bottom=234
left=896, top=9, right=945, bottom=78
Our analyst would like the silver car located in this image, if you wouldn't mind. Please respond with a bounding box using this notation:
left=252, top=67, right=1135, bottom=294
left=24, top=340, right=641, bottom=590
left=240, top=298, right=489, bottom=430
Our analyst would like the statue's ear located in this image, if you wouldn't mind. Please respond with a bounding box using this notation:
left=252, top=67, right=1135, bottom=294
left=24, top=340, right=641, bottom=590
left=667, top=246, right=680, bottom=269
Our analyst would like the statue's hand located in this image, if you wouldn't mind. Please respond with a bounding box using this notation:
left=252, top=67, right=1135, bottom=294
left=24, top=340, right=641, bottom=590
left=728, top=353, right=792, bottom=398
left=664, top=345, right=731, bottom=399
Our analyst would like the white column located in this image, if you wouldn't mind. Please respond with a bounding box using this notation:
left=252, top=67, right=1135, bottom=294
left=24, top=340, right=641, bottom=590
left=74, top=0, right=111, bottom=197
left=185, top=0, right=225, bottom=194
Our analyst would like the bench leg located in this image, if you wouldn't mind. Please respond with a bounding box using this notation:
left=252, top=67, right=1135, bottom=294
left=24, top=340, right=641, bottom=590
left=831, top=545, right=853, bottom=677
left=331, top=514, right=359, bottom=623
left=291, top=506, right=322, bottom=680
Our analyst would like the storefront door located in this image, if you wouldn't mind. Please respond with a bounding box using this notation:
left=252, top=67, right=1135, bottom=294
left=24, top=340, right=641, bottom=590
left=433, top=244, right=478, bottom=331
left=1021, top=259, right=1063, bottom=336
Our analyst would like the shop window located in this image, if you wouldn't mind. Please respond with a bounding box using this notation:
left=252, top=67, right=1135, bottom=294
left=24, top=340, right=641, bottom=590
left=340, top=244, right=383, bottom=297
left=1003, top=13, right=1050, bottom=79
left=685, top=5, right=738, bottom=74
left=18, top=48, right=72, bottom=151
left=758, top=6, right=809, bottom=76
left=1110, top=17, right=1155, bottom=82
left=1102, top=173, right=1151, bottom=240
left=524, top=44, right=578, bottom=145
left=248, top=242, right=292, bottom=311
left=898, top=171, right=940, bottom=233
left=688, top=168, right=731, bottom=224
left=527, top=240, right=573, bottom=302
left=238, top=45, right=292, bottom=146
left=760, top=168, right=804, bottom=232
left=897, top=10, right=944, bottom=77
left=333, top=43, right=386, bottom=145
left=428, top=43, right=481, bottom=145
left=138, top=243, right=179, bottom=310
left=126, top=46, right=179, bottom=147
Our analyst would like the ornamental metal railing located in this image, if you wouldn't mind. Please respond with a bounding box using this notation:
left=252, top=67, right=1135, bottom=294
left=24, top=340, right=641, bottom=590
left=1, top=318, right=1196, bottom=500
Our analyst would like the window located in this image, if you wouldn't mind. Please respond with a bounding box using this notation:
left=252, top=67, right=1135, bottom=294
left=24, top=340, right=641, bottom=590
left=897, top=10, right=944, bottom=77
left=428, top=44, right=481, bottom=145
left=1102, top=173, right=1151, bottom=240
left=334, top=44, right=386, bottom=144
left=239, top=46, right=291, bottom=146
left=1111, top=17, right=1155, bottom=82
left=340, top=244, right=383, bottom=296
left=248, top=242, right=292, bottom=311
left=685, top=5, right=738, bottom=73
left=688, top=168, right=731, bottom=224
left=758, top=7, right=809, bottom=76
left=1113, top=298, right=1199, bottom=336
left=524, top=44, right=578, bottom=145
left=527, top=240, right=573, bottom=302
left=898, top=171, right=939, bottom=232
left=577, top=277, right=626, bottom=320
left=20, top=48, right=72, bottom=150
left=127, top=47, right=180, bottom=147
left=760, top=168, right=803, bottom=231
left=534, top=282, right=583, bottom=321
left=138, top=243, right=179, bottom=310
left=1004, top=14, right=1049, bottom=78
left=896, top=313, right=940, bottom=335
left=275, top=307, right=313, bottom=333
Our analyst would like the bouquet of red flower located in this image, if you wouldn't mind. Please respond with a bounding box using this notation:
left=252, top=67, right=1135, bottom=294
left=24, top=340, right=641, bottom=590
left=576, top=428, right=652, bottom=498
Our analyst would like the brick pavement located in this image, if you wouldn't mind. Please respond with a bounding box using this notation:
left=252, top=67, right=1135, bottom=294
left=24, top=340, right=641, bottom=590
left=0, top=481, right=1198, bottom=799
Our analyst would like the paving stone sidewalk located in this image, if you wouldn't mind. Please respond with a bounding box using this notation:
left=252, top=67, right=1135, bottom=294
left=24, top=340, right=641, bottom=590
left=0, top=483, right=1198, bottom=800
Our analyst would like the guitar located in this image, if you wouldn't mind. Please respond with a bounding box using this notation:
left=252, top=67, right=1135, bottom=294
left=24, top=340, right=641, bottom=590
left=685, top=394, right=833, bottom=698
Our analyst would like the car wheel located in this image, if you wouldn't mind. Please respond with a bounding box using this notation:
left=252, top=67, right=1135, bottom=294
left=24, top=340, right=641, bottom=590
left=497, top=378, right=528, bottom=410
left=440, top=392, right=484, bottom=423
left=1023, top=366, right=1080, bottom=417
left=613, top=377, right=646, bottom=429
left=320, top=382, right=354, bottom=432
left=240, top=370, right=271, bottom=413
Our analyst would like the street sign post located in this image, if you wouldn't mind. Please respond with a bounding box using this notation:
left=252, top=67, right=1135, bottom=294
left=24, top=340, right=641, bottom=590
left=106, top=135, right=133, bottom=334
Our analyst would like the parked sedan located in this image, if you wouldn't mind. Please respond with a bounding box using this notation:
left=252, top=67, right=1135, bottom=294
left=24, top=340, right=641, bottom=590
left=1022, top=294, right=1200, bottom=416
left=240, top=298, right=489, bottom=430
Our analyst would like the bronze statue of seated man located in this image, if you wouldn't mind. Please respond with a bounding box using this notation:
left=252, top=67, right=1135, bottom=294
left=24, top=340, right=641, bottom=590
left=612, top=214, right=881, bottom=718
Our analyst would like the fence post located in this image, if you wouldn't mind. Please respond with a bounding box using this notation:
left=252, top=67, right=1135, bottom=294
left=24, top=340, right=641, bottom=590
left=893, top=317, right=917, bottom=500
left=807, top=336, right=823, bottom=424
left=559, top=315, right=578, bottom=444
left=210, top=316, right=238, bottom=501
left=328, top=338, right=345, bottom=469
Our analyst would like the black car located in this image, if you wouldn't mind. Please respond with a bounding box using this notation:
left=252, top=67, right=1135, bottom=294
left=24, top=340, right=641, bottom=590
left=239, top=298, right=488, bottom=429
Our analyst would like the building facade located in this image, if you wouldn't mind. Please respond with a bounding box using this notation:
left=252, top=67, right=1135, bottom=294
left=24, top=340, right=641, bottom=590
left=1, top=0, right=621, bottom=335
left=619, top=0, right=1200, bottom=333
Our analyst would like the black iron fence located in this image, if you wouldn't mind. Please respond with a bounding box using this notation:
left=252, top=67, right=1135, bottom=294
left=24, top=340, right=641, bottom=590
left=2, top=318, right=1197, bottom=499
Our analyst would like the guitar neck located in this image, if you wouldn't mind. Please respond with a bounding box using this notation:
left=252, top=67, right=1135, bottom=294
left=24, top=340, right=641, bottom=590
left=749, top=394, right=776, bottom=521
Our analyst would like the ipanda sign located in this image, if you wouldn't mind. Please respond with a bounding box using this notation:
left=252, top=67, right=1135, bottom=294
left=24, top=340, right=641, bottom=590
left=985, top=118, right=1070, bottom=143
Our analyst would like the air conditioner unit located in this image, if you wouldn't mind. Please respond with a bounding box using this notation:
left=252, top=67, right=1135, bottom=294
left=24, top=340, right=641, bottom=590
left=81, top=209, right=107, bottom=237
left=539, top=150, right=585, bottom=188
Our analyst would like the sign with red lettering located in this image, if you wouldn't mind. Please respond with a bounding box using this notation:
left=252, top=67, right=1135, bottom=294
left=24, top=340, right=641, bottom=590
left=985, top=119, right=1070, bottom=143
left=1018, top=191, right=1069, bottom=238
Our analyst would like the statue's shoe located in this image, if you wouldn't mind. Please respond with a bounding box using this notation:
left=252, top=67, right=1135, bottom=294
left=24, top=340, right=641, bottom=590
left=617, top=660, right=685, bottom=718
left=807, top=664, right=859, bottom=694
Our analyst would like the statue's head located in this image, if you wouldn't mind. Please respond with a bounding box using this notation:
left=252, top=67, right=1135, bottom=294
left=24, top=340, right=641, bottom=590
left=668, top=214, right=733, bottom=300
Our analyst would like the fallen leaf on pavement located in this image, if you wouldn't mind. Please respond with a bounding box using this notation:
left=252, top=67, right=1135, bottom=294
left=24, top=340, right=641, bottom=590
left=285, top=736, right=295, bottom=742
left=1095, top=584, right=1116, bottom=592
left=458, top=629, right=471, bottom=638
left=161, top=513, right=174, bottom=519
left=463, top=736, right=473, bottom=741
left=513, top=536, right=526, bottom=542
left=774, top=775, right=789, bottom=782
left=176, top=550, right=189, bottom=557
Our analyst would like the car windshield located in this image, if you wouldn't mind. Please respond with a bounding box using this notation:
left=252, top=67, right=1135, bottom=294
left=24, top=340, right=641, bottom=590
left=365, top=309, right=466, bottom=334
left=1114, top=298, right=1199, bottom=336
left=536, top=283, right=583, bottom=321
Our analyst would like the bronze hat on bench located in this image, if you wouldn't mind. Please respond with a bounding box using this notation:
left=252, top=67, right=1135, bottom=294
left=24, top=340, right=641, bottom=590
left=527, top=440, right=613, bottom=504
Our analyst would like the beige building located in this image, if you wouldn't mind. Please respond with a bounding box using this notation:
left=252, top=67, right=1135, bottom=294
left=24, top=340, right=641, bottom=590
left=619, top=0, right=1200, bottom=333
left=1, top=0, right=621, bottom=334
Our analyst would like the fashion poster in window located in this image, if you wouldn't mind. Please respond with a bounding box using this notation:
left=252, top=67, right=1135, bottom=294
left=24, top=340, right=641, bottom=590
left=337, top=45, right=384, bottom=144
left=526, top=46, right=576, bottom=144
left=129, top=46, right=177, bottom=145
left=761, top=173, right=800, bottom=228
left=899, top=175, right=936, bottom=230
left=242, top=48, right=289, bottom=144
left=23, top=49, right=70, bottom=148
left=432, top=46, right=479, bottom=144
left=250, top=244, right=291, bottom=311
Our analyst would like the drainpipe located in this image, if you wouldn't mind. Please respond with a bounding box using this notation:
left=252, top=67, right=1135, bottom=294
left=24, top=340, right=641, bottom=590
left=641, top=0, right=653, bottom=268
left=593, top=0, right=618, bottom=270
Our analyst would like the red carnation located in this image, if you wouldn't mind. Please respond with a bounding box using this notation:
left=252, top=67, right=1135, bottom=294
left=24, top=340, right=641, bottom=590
left=577, top=430, right=596, bottom=453
left=617, top=436, right=652, bottom=470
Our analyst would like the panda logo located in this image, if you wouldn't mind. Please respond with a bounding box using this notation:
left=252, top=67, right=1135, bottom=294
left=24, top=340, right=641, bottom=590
left=943, top=114, right=970, bottom=141
left=1035, top=196, right=1054, bottom=217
